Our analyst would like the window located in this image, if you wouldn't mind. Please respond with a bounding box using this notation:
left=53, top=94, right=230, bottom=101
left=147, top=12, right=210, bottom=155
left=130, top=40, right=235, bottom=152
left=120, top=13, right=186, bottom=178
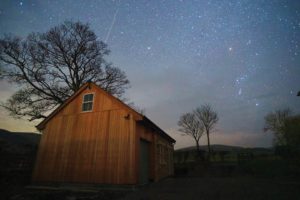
left=157, top=143, right=167, bottom=165
left=82, top=93, right=94, bottom=112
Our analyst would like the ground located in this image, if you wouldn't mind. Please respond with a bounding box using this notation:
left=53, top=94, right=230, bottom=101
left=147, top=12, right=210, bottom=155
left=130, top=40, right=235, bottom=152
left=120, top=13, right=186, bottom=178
left=3, top=176, right=300, bottom=200
left=123, top=177, right=300, bottom=200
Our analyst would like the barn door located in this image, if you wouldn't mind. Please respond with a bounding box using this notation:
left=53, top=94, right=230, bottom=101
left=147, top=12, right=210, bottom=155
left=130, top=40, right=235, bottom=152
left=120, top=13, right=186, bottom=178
left=139, top=139, right=149, bottom=184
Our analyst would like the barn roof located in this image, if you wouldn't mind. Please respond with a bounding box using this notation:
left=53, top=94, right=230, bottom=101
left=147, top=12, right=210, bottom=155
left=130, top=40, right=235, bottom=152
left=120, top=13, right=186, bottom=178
left=36, top=82, right=175, bottom=143
left=142, top=116, right=176, bottom=143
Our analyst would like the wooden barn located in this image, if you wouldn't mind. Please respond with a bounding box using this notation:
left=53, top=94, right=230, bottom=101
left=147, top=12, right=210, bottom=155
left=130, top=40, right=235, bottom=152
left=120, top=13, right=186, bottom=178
left=32, top=82, right=175, bottom=186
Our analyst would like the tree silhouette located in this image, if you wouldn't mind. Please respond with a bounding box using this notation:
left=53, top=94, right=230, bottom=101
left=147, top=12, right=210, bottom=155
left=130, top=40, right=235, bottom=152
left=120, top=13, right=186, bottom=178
left=195, top=104, right=219, bottom=161
left=178, top=112, right=204, bottom=157
left=0, top=21, right=129, bottom=121
left=264, top=108, right=292, bottom=146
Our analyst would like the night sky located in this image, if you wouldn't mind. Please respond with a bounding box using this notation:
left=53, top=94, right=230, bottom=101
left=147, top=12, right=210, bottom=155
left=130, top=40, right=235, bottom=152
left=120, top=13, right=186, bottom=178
left=0, top=0, right=300, bottom=149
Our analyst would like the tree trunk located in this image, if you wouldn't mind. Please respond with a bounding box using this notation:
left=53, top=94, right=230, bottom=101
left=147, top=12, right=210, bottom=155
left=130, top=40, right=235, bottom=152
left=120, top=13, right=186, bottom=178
left=196, top=140, right=200, bottom=154
left=195, top=140, right=203, bottom=161
left=206, top=131, right=211, bottom=161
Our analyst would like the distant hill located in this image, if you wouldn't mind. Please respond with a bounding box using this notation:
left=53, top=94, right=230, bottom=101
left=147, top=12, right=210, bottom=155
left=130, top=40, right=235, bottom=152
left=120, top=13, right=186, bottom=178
left=0, top=129, right=41, bottom=154
left=0, top=129, right=40, bottom=146
left=0, top=129, right=41, bottom=189
left=176, top=144, right=273, bottom=154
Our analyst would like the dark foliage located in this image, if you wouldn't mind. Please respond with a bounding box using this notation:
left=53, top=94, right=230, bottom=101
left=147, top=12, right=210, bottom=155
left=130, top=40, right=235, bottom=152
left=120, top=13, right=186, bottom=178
left=264, top=109, right=300, bottom=160
left=264, top=108, right=292, bottom=146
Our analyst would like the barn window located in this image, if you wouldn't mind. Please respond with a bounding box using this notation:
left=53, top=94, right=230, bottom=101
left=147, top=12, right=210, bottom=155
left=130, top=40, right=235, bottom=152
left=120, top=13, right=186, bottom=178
left=157, top=144, right=167, bottom=165
left=82, top=93, right=94, bottom=112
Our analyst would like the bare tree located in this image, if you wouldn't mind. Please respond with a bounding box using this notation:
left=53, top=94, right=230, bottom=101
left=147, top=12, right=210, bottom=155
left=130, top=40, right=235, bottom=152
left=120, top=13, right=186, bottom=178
left=195, top=104, right=218, bottom=160
left=0, top=21, right=130, bottom=121
left=264, top=108, right=292, bottom=146
left=178, top=112, right=204, bottom=156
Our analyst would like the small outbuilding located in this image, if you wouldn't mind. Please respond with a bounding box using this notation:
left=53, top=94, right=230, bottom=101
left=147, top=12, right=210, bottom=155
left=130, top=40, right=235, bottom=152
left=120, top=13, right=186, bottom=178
left=32, top=82, right=175, bottom=186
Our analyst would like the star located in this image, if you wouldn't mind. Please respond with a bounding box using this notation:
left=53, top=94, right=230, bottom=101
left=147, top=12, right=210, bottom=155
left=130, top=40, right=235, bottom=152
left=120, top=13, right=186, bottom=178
left=0, top=0, right=299, bottom=149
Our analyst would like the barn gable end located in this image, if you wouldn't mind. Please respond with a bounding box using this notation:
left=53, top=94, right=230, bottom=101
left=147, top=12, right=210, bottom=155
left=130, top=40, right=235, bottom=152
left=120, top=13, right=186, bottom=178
left=33, top=83, right=139, bottom=184
left=33, top=82, right=175, bottom=185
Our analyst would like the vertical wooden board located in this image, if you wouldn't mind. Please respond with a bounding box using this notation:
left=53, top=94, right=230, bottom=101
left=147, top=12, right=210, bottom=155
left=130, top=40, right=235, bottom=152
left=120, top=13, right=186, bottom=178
left=107, top=110, right=120, bottom=183
left=93, top=91, right=103, bottom=112
left=50, top=117, right=64, bottom=181
left=75, top=114, right=86, bottom=182
left=118, top=110, right=129, bottom=184
left=68, top=115, right=82, bottom=182
left=114, top=110, right=122, bottom=184
left=61, top=115, right=76, bottom=182
left=77, top=114, right=88, bottom=182
left=102, top=96, right=112, bottom=111
left=127, top=116, right=136, bottom=183
left=86, top=113, right=96, bottom=183
left=125, top=115, right=133, bottom=182
left=43, top=117, right=60, bottom=181
left=86, top=113, right=98, bottom=182
left=36, top=118, right=54, bottom=181
left=122, top=114, right=126, bottom=183
left=135, top=122, right=140, bottom=184
left=116, top=110, right=123, bottom=183
left=35, top=127, right=51, bottom=181
left=53, top=116, right=68, bottom=181
left=97, top=111, right=108, bottom=183
left=32, top=127, right=50, bottom=181
left=104, top=110, right=112, bottom=183
left=92, top=111, right=108, bottom=183
left=75, top=114, right=89, bottom=182
left=61, top=95, right=78, bottom=115
left=80, top=114, right=91, bottom=182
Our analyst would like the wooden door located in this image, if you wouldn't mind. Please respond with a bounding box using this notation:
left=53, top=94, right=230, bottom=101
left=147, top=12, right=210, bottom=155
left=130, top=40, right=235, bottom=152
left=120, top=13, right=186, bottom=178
left=139, top=139, right=149, bottom=184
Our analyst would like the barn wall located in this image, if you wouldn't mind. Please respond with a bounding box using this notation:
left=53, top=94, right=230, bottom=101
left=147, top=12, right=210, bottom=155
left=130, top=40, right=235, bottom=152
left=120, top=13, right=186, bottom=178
left=33, top=86, right=137, bottom=185
left=154, top=135, right=174, bottom=181
left=135, top=122, right=174, bottom=182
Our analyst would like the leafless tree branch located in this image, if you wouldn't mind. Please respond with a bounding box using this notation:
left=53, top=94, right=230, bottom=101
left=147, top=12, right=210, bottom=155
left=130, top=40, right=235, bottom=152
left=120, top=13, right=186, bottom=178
left=0, top=21, right=130, bottom=121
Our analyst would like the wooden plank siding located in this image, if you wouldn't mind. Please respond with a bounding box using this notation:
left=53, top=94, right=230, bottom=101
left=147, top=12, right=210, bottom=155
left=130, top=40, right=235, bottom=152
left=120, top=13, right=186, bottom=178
left=154, top=135, right=174, bottom=181
left=33, top=85, right=137, bottom=184
left=33, top=82, right=175, bottom=185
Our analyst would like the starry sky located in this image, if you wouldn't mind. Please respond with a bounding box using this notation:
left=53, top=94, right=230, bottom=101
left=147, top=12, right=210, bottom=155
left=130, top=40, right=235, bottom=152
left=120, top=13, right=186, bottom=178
left=0, top=0, right=300, bottom=149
